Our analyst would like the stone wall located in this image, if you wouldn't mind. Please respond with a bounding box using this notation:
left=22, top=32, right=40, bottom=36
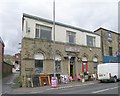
left=21, top=37, right=102, bottom=87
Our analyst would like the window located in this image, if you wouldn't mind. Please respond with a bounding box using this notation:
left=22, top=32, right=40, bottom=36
left=34, top=53, right=44, bottom=74
left=35, top=24, right=40, bottom=38
left=35, top=60, right=43, bottom=74
left=109, top=47, right=112, bottom=56
left=55, top=60, right=61, bottom=72
left=66, top=31, right=76, bottom=44
left=35, top=24, right=52, bottom=40
left=87, top=35, right=96, bottom=47
left=55, top=54, right=61, bottom=72
left=94, top=62, right=97, bottom=72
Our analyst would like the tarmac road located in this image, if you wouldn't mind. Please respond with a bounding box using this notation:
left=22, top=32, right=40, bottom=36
left=2, top=71, right=19, bottom=94
left=40, top=82, right=119, bottom=94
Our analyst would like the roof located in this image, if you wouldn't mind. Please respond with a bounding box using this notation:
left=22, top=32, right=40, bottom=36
left=0, top=37, right=5, bottom=47
left=94, top=27, right=120, bottom=35
left=23, top=13, right=100, bottom=36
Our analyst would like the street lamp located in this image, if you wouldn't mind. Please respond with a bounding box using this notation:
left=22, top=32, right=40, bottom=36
left=53, top=0, right=56, bottom=77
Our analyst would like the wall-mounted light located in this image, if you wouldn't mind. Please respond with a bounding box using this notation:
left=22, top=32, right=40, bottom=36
left=77, top=57, right=81, bottom=62
left=89, top=48, right=92, bottom=51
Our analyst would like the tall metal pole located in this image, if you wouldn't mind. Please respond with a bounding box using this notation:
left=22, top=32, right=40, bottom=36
left=53, top=0, right=56, bottom=77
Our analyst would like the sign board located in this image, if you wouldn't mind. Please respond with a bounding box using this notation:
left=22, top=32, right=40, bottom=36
left=116, top=51, right=120, bottom=56
left=65, top=46, right=80, bottom=52
left=51, top=77, right=58, bottom=88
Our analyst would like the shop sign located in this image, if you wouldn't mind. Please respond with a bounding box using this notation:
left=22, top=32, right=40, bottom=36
left=25, top=68, right=33, bottom=71
left=116, top=51, right=120, bottom=56
left=65, top=46, right=80, bottom=52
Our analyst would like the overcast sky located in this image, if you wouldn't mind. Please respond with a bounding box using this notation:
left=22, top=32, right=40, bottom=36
left=0, top=0, right=119, bottom=55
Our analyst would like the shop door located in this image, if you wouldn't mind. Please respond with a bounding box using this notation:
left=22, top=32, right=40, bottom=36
left=70, top=65, right=74, bottom=78
left=82, top=62, right=88, bottom=73
left=70, top=57, right=75, bottom=78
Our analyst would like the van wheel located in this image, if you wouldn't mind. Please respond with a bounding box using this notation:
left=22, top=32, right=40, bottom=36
left=100, top=80, right=103, bottom=83
left=113, top=77, right=117, bottom=83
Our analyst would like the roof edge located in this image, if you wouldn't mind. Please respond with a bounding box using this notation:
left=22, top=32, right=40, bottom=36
left=94, top=27, right=119, bottom=34
left=23, top=13, right=100, bottom=36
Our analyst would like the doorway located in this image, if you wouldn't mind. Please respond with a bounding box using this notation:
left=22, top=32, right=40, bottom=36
left=70, top=65, right=74, bottom=78
left=82, top=62, right=88, bottom=73
left=70, top=57, right=75, bottom=79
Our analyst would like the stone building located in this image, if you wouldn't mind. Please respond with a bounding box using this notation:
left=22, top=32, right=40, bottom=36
left=94, top=27, right=120, bottom=63
left=21, top=13, right=102, bottom=87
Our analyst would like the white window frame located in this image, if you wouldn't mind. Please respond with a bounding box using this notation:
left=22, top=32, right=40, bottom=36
left=87, top=35, right=96, bottom=47
left=35, top=24, right=52, bottom=40
left=66, top=31, right=76, bottom=44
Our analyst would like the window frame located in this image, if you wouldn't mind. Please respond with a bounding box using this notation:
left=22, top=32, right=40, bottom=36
left=55, top=60, right=61, bottom=72
left=109, top=47, right=113, bottom=56
left=66, top=31, right=76, bottom=44
left=86, top=35, right=96, bottom=47
left=35, top=24, right=52, bottom=40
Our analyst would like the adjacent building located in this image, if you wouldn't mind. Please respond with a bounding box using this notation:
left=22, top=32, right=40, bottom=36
left=94, top=27, right=120, bottom=63
left=21, top=13, right=102, bottom=87
left=14, top=53, right=21, bottom=71
left=0, top=37, right=5, bottom=77
left=0, top=37, right=13, bottom=77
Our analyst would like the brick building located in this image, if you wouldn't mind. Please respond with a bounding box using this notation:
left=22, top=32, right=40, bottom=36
left=21, top=13, right=102, bottom=87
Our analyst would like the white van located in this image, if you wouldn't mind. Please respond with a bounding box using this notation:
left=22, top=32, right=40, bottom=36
left=97, top=63, right=120, bottom=83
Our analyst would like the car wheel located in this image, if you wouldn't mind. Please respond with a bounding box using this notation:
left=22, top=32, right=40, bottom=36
left=113, top=77, right=117, bottom=83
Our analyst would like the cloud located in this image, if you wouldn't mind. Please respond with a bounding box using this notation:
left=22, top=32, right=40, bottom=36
left=0, top=0, right=119, bottom=55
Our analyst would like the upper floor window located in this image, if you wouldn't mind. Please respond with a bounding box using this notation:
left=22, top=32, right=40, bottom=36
left=109, top=47, right=112, bottom=56
left=35, top=24, right=52, bottom=40
left=66, top=31, right=76, bottom=44
left=87, top=35, right=96, bottom=47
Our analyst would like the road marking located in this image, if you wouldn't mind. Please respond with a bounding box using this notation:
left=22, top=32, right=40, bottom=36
left=31, top=82, right=98, bottom=93
left=92, top=86, right=119, bottom=94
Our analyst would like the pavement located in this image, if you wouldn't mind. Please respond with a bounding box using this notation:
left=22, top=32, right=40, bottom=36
left=11, top=80, right=99, bottom=94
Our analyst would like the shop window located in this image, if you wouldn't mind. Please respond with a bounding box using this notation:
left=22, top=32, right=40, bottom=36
left=66, top=31, right=76, bottom=44
left=55, top=60, right=61, bottom=72
left=35, top=60, right=43, bottom=74
left=55, top=54, right=61, bottom=72
left=34, top=53, right=44, bottom=74
left=94, top=62, right=97, bottom=72
left=93, top=57, right=98, bottom=73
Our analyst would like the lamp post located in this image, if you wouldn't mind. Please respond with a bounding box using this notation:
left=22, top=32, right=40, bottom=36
left=53, top=0, right=56, bottom=77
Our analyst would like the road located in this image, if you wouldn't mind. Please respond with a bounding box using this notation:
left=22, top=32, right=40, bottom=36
left=2, top=72, right=19, bottom=94
left=40, top=82, right=119, bottom=94
left=1, top=73, right=120, bottom=95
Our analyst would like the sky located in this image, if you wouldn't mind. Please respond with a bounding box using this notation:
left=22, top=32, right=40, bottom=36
left=0, top=0, right=119, bottom=55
